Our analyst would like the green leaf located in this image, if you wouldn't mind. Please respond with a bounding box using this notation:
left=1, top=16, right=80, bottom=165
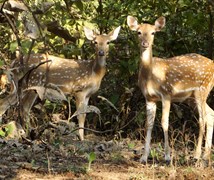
left=78, top=39, right=85, bottom=48
left=74, top=1, right=83, bottom=11
left=88, top=152, right=96, bottom=164
left=83, top=22, right=96, bottom=30
left=6, top=123, right=14, bottom=136
left=22, top=40, right=34, bottom=54
left=128, top=142, right=135, bottom=149
left=0, top=60, right=4, bottom=67
left=9, top=41, right=18, bottom=53
left=87, top=152, right=96, bottom=171
left=0, top=129, right=6, bottom=137
left=110, top=94, right=119, bottom=105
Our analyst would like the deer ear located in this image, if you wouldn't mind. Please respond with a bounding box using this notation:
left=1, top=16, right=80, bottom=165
left=127, top=16, right=139, bottom=31
left=84, top=27, right=96, bottom=40
left=108, top=26, right=121, bottom=41
left=155, top=16, right=165, bottom=31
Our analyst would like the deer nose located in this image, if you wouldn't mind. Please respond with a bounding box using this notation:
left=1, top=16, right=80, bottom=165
left=98, top=50, right=105, bottom=56
left=141, top=41, right=149, bottom=48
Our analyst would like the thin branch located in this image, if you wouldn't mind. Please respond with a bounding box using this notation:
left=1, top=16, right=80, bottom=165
left=0, top=1, right=23, bottom=65
left=0, top=0, right=7, bottom=12
left=21, top=0, right=44, bottom=38
left=26, top=39, right=35, bottom=63
left=19, top=59, right=52, bottom=84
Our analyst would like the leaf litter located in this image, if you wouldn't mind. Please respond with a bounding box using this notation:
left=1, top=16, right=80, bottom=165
left=0, top=121, right=214, bottom=180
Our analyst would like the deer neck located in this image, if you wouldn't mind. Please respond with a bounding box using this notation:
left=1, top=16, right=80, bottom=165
left=93, top=55, right=106, bottom=76
left=140, top=46, right=153, bottom=79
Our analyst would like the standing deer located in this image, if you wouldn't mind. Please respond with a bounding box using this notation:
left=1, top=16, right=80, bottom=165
left=0, top=26, right=121, bottom=140
left=127, top=15, right=214, bottom=164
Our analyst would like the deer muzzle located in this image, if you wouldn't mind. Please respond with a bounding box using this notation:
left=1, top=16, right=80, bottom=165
left=98, top=50, right=105, bottom=56
left=141, top=41, right=149, bottom=49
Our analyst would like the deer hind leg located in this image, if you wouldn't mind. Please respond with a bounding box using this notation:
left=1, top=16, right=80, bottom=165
left=75, top=93, right=89, bottom=141
left=0, top=93, right=18, bottom=122
left=161, top=97, right=171, bottom=164
left=21, top=90, right=38, bottom=128
left=140, top=101, right=157, bottom=163
left=203, top=103, right=214, bottom=160
left=194, top=91, right=207, bottom=160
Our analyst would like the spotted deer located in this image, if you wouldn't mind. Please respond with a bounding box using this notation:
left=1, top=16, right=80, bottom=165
left=127, top=15, right=214, bottom=164
left=0, top=26, right=121, bottom=140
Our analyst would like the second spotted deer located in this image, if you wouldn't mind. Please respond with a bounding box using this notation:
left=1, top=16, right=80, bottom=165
left=0, top=26, right=121, bottom=141
left=127, top=15, right=214, bottom=164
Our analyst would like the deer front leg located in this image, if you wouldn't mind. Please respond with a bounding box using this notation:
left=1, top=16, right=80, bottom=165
left=140, top=101, right=157, bottom=164
left=75, top=94, right=89, bottom=141
left=161, top=97, right=171, bottom=164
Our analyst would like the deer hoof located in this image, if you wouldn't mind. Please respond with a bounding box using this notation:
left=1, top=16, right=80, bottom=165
left=139, top=156, right=147, bottom=165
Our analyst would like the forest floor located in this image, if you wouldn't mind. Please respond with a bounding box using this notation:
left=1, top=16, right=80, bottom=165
left=0, top=121, right=214, bottom=180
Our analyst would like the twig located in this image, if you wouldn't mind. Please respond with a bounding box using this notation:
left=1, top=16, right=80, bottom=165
left=21, top=0, right=44, bottom=38
left=47, top=121, right=113, bottom=135
left=48, top=108, right=144, bottom=136
left=19, top=60, right=51, bottom=84
left=69, top=127, right=114, bottom=134
left=67, top=96, right=72, bottom=121
left=0, top=0, right=7, bottom=12
left=26, top=39, right=35, bottom=64
left=98, top=95, right=119, bottom=112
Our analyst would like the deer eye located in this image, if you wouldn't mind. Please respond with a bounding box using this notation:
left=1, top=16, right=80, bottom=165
left=151, top=32, right=155, bottom=35
left=138, top=31, right=141, bottom=35
left=107, top=41, right=110, bottom=45
left=94, top=41, right=98, bottom=44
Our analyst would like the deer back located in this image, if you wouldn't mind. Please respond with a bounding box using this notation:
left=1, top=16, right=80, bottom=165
left=143, top=54, right=214, bottom=99
left=13, top=53, right=103, bottom=96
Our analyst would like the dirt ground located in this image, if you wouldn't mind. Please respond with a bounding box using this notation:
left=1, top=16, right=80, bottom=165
left=0, top=125, right=214, bottom=180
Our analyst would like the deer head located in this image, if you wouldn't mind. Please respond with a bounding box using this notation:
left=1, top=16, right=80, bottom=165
left=127, top=16, right=165, bottom=49
left=84, top=26, right=121, bottom=57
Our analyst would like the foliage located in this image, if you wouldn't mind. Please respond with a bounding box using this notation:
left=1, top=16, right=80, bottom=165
left=0, top=0, right=213, bottom=141
left=0, top=121, right=20, bottom=138
left=0, top=128, right=6, bottom=137
left=86, top=152, right=96, bottom=171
